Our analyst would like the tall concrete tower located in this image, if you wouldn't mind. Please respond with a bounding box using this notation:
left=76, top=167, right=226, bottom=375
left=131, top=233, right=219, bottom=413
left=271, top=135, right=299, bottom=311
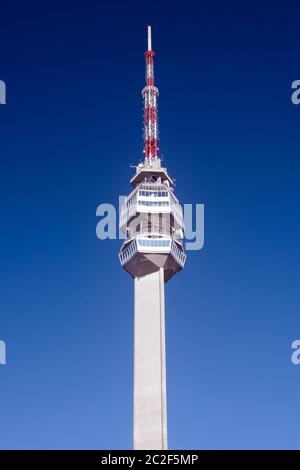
left=119, top=26, right=186, bottom=450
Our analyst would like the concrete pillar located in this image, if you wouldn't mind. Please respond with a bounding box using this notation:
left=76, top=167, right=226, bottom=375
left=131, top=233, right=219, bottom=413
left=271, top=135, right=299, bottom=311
left=133, top=268, right=168, bottom=450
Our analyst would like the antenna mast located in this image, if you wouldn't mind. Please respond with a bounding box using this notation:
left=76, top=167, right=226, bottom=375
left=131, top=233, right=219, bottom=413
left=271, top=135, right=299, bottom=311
left=142, top=25, right=159, bottom=161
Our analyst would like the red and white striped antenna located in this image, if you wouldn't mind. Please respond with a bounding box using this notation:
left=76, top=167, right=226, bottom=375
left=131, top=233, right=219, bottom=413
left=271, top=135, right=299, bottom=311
left=142, top=26, right=159, bottom=161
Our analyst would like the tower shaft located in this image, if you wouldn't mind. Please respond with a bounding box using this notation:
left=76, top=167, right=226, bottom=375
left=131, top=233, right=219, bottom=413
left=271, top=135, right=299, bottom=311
left=134, top=269, right=167, bottom=449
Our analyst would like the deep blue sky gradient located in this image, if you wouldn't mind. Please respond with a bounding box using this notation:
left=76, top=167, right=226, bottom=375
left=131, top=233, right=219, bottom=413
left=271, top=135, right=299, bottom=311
left=0, top=0, right=300, bottom=449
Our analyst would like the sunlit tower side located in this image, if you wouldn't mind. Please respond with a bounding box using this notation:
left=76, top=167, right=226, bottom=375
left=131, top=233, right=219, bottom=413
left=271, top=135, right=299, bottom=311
left=119, top=26, right=186, bottom=450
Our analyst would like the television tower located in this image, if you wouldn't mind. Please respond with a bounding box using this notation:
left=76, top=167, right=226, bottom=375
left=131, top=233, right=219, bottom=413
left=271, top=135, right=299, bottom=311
left=119, top=26, right=186, bottom=450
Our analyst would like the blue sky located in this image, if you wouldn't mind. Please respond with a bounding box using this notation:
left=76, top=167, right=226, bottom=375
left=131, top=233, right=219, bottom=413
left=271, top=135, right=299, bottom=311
left=0, top=0, right=299, bottom=449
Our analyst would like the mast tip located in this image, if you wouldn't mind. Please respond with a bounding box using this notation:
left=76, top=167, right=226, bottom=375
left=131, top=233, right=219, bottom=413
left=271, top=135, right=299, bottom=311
left=147, top=25, right=152, bottom=51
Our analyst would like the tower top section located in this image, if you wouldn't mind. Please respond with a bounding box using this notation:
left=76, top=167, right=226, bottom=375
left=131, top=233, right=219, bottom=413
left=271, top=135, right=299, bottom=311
left=119, top=26, right=186, bottom=283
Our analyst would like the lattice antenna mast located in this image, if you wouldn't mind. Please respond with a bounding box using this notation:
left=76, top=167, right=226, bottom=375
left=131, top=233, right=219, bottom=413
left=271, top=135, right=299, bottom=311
left=142, top=26, right=159, bottom=161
